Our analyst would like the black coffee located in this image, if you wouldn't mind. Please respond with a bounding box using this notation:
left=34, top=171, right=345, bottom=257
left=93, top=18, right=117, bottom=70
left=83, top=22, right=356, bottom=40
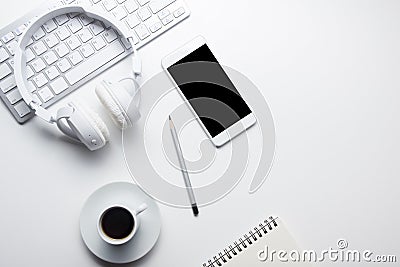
left=101, top=207, right=134, bottom=240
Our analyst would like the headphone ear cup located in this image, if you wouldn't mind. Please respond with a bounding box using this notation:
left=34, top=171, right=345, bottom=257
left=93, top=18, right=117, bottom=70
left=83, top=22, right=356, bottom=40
left=95, top=81, right=128, bottom=129
left=63, top=102, right=110, bottom=151
left=119, top=78, right=141, bottom=123
left=96, top=80, right=140, bottom=129
left=84, top=107, right=110, bottom=142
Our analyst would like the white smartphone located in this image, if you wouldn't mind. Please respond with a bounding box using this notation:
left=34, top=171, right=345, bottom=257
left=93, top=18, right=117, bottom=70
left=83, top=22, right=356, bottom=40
left=162, top=36, right=256, bottom=147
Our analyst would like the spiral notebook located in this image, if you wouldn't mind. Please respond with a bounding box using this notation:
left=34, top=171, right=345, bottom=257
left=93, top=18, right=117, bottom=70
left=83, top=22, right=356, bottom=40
left=202, top=216, right=311, bottom=266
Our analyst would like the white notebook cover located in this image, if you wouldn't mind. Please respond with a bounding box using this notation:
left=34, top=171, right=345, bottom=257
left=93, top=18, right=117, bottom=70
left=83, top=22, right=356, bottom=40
left=202, top=217, right=311, bottom=267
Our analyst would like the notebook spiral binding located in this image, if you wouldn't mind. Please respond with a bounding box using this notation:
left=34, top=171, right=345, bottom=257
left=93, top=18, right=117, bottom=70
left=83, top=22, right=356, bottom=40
left=202, top=216, right=278, bottom=267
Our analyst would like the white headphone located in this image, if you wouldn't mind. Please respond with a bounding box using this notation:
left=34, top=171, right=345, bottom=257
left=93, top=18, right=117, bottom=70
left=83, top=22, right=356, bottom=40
left=14, top=4, right=142, bottom=151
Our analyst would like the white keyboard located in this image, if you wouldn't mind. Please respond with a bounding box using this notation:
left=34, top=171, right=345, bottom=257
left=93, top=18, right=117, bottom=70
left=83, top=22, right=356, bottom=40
left=0, top=0, right=189, bottom=123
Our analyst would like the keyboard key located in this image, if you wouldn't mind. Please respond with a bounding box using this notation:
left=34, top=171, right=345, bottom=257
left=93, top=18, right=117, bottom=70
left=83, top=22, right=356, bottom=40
left=149, top=0, right=175, bottom=14
left=104, top=29, right=118, bottom=43
left=43, top=51, right=58, bottom=65
left=69, top=13, right=80, bottom=19
left=14, top=101, right=31, bottom=118
left=79, top=14, right=95, bottom=26
left=55, top=15, right=69, bottom=25
left=51, top=77, right=69, bottom=94
left=0, top=75, right=16, bottom=93
left=33, top=27, right=46, bottom=40
left=65, top=41, right=124, bottom=85
left=15, top=24, right=27, bottom=36
left=78, top=28, right=93, bottom=43
left=92, top=36, right=106, bottom=50
left=57, top=58, right=72, bottom=72
left=44, top=34, right=59, bottom=48
left=103, top=0, right=118, bottom=11
left=6, top=40, right=18, bottom=56
left=173, top=7, right=185, bottom=17
left=37, top=86, right=54, bottom=102
left=31, top=58, right=46, bottom=72
left=138, top=0, right=150, bottom=6
left=112, top=6, right=128, bottom=20
left=126, top=15, right=141, bottom=28
left=149, top=22, right=162, bottom=33
left=49, top=0, right=66, bottom=9
left=25, top=48, right=35, bottom=62
left=56, top=27, right=71, bottom=41
left=66, top=36, right=81, bottom=50
left=138, top=7, right=152, bottom=21
left=158, top=9, right=170, bottom=20
left=32, top=41, right=47, bottom=56
left=69, top=51, right=83, bottom=65
left=89, top=21, right=105, bottom=35
left=26, top=66, right=34, bottom=79
left=45, top=66, right=60, bottom=80
left=125, top=0, right=139, bottom=13
left=47, top=1, right=61, bottom=10
left=135, top=24, right=150, bottom=40
left=1, top=32, right=15, bottom=43
left=55, top=43, right=69, bottom=58
left=0, top=48, right=9, bottom=63
left=0, top=63, right=12, bottom=79
left=33, top=73, right=48, bottom=88
left=43, top=19, right=57, bottom=33
left=161, top=14, right=174, bottom=25
left=6, top=89, right=22, bottom=104
left=80, top=44, right=95, bottom=58
left=67, top=18, right=83, bottom=33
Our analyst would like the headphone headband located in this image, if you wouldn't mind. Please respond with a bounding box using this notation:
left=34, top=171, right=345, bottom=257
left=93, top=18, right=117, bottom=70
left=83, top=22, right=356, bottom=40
left=14, top=3, right=142, bottom=123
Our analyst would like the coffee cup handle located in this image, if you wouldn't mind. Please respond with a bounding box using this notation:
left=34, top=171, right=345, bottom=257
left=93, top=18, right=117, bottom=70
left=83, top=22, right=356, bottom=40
left=134, top=203, right=148, bottom=215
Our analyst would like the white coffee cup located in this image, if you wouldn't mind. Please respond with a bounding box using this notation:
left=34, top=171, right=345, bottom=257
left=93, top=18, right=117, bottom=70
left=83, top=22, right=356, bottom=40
left=98, top=203, right=148, bottom=245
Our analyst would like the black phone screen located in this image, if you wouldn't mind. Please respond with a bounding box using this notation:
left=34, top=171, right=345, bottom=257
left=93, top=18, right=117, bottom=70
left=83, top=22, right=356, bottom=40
left=167, top=44, right=252, bottom=138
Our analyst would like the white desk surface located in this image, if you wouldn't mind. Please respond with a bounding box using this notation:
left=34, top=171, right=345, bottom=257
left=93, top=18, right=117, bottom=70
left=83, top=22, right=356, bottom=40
left=1, top=0, right=399, bottom=266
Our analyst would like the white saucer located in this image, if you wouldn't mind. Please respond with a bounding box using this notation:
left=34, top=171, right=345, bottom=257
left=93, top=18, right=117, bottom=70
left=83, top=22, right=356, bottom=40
left=80, top=182, right=161, bottom=264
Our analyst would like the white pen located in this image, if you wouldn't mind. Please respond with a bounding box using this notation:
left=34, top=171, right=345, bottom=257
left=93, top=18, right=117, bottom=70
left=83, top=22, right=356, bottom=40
left=169, top=116, right=199, bottom=216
